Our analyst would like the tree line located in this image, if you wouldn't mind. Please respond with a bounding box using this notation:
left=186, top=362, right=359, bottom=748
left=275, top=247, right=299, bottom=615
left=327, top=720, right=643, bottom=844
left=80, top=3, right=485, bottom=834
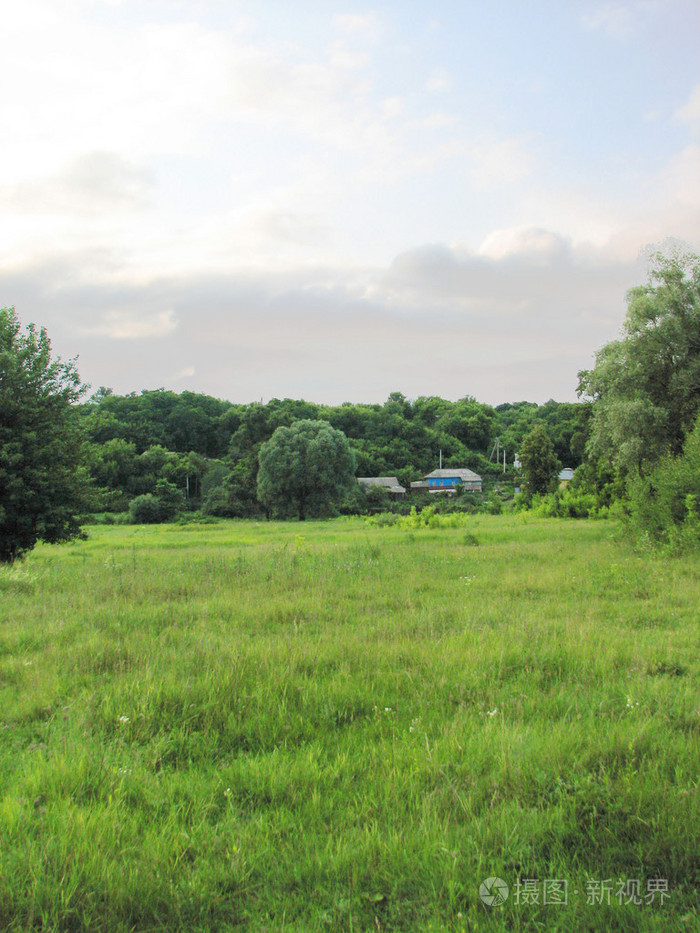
left=78, top=386, right=588, bottom=521
left=1, top=248, right=699, bottom=559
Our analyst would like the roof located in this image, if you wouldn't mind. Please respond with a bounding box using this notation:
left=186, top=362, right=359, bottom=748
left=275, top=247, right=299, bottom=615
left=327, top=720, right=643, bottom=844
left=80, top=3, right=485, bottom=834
left=423, top=468, right=482, bottom=482
left=559, top=468, right=575, bottom=481
left=358, top=476, right=406, bottom=494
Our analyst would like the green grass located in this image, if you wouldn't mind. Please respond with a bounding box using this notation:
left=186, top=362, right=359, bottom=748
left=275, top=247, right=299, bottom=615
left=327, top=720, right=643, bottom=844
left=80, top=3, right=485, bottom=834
left=0, top=516, right=697, bottom=932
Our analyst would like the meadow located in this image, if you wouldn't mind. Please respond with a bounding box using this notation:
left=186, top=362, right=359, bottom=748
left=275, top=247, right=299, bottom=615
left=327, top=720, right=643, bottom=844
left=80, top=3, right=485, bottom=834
left=0, top=515, right=697, bottom=932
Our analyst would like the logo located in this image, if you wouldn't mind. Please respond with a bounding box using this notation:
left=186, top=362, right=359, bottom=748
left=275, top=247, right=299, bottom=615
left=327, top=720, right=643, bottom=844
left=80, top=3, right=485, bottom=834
left=479, top=876, right=509, bottom=907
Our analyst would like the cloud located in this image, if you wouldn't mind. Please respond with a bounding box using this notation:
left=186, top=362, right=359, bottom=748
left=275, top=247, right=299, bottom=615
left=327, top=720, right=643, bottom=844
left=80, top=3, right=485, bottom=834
left=467, top=137, right=535, bottom=189
left=656, top=144, right=700, bottom=209
left=81, top=309, right=177, bottom=339
left=420, top=112, right=458, bottom=130
left=0, top=231, right=647, bottom=406
left=1, top=152, right=153, bottom=216
left=675, top=84, right=700, bottom=132
left=334, top=13, right=382, bottom=43
left=478, top=227, right=571, bottom=263
left=426, top=68, right=452, bottom=92
left=580, top=4, right=635, bottom=37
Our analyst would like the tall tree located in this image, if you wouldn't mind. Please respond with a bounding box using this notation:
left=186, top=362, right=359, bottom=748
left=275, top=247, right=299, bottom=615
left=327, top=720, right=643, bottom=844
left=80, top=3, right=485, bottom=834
left=0, top=308, right=89, bottom=563
left=518, top=424, right=561, bottom=498
left=257, top=420, right=356, bottom=520
left=578, top=250, right=700, bottom=474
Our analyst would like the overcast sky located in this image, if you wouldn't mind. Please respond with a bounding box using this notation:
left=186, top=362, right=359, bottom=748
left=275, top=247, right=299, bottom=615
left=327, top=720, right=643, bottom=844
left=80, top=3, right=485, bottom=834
left=2, top=0, right=699, bottom=406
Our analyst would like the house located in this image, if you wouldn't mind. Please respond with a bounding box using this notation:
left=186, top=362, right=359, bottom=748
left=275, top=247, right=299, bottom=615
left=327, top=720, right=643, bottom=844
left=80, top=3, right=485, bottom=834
left=358, top=476, right=406, bottom=496
left=558, top=467, right=575, bottom=487
left=411, top=468, right=482, bottom=494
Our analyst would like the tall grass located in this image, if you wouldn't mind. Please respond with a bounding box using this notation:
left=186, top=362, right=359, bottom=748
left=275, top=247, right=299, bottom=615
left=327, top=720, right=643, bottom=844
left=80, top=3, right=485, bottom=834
left=0, top=517, right=697, bottom=931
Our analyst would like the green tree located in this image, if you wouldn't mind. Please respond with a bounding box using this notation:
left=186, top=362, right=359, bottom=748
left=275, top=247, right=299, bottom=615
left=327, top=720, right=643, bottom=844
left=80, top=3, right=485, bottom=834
left=579, top=250, right=700, bottom=474
left=627, top=411, right=700, bottom=548
left=257, top=420, right=356, bottom=520
left=0, top=308, right=89, bottom=562
left=518, top=424, right=561, bottom=498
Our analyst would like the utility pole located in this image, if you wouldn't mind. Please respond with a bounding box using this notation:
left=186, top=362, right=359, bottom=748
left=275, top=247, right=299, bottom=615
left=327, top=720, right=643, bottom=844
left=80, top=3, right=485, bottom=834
left=490, top=437, right=507, bottom=470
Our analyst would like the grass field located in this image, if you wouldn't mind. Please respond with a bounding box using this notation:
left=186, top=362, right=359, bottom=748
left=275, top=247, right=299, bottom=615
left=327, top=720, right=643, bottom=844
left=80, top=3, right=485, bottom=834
left=0, top=515, right=697, bottom=932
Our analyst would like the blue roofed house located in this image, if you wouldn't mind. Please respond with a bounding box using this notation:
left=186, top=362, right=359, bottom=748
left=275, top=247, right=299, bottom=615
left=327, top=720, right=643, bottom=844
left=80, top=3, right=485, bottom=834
left=411, top=468, right=482, bottom=494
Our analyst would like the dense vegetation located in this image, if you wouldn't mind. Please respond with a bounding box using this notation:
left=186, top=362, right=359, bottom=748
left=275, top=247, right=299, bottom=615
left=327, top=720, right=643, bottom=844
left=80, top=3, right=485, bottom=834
left=0, top=308, right=89, bottom=563
left=79, top=389, right=587, bottom=519
left=1, top=517, right=697, bottom=932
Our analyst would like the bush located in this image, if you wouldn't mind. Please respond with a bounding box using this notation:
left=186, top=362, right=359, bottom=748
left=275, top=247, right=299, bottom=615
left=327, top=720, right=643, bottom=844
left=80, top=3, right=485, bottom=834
left=153, top=479, right=185, bottom=521
left=202, top=487, right=236, bottom=518
left=365, top=505, right=477, bottom=530
left=129, top=494, right=165, bottom=524
left=626, top=413, right=700, bottom=550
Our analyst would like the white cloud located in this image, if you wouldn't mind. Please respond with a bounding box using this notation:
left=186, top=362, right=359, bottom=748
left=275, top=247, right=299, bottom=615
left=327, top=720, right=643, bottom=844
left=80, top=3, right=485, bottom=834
left=426, top=68, right=452, bottom=92
left=334, top=13, right=381, bottom=44
left=82, top=309, right=177, bottom=339
left=1, top=236, right=643, bottom=405
left=467, top=137, right=535, bottom=188
left=1, top=152, right=153, bottom=216
left=421, top=112, right=458, bottom=129
left=580, top=4, right=634, bottom=37
left=478, top=227, right=571, bottom=263
left=675, top=84, right=700, bottom=132
left=656, top=145, right=700, bottom=209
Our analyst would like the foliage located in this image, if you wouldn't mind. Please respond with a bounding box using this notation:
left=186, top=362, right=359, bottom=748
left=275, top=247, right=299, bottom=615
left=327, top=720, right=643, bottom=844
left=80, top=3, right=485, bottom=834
left=128, top=480, right=185, bottom=524
left=153, top=479, right=185, bottom=521
left=496, top=399, right=590, bottom=467
left=579, top=250, right=700, bottom=474
left=518, top=423, right=561, bottom=499
left=0, top=308, right=89, bottom=562
left=626, top=411, right=700, bottom=550
left=81, top=387, right=235, bottom=457
left=366, top=504, right=478, bottom=529
left=201, top=487, right=234, bottom=518
left=257, top=420, right=356, bottom=520
left=80, top=388, right=588, bottom=516
left=128, top=493, right=165, bottom=524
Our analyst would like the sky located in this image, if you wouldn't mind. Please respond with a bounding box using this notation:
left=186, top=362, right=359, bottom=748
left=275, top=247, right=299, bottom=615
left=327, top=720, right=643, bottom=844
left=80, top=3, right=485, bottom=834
left=1, top=0, right=699, bottom=407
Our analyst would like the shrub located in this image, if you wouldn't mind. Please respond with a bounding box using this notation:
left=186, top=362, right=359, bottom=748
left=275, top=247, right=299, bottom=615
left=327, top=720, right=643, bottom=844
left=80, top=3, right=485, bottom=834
left=129, top=494, right=164, bottom=524
left=627, top=413, right=700, bottom=550
left=202, top=487, right=236, bottom=518
left=153, top=479, right=185, bottom=521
